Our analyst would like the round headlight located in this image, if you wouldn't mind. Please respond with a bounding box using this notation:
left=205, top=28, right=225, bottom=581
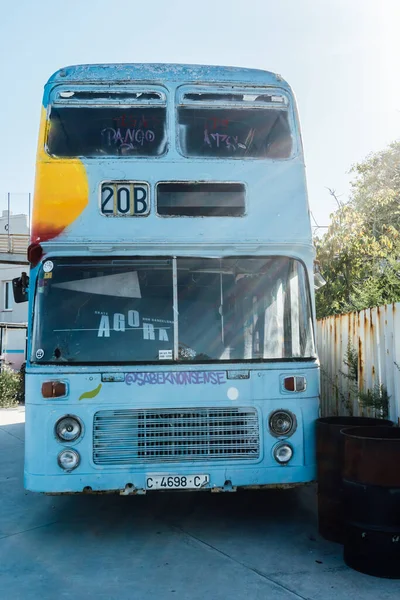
left=273, top=443, right=293, bottom=464
left=55, top=416, right=82, bottom=442
left=269, top=410, right=296, bottom=437
left=58, top=448, right=80, bottom=471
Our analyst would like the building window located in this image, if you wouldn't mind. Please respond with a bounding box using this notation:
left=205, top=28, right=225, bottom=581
left=4, top=282, right=12, bottom=310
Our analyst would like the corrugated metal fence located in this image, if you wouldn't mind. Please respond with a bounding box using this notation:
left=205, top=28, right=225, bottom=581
left=317, top=304, right=400, bottom=424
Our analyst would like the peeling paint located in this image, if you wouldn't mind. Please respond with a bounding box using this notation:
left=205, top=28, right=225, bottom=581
left=47, top=63, right=288, bottom=87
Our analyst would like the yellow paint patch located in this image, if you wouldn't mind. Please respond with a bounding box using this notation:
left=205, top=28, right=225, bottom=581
left=32, top=107, right=89, bottom=242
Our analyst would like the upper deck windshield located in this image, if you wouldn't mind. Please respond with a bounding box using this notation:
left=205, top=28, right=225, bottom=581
left=31, top=257, right=315, bottom=365
left=45, top=85, right=293, bottom=159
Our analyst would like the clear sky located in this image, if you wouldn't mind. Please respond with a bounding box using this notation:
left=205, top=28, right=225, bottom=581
left=1, top=0, right=399, bottom=231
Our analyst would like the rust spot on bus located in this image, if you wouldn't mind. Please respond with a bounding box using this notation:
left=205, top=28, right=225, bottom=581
left=358, top=337, right=364, bottom=389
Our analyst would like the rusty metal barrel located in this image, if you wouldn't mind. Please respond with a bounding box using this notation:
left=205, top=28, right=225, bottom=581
left=341, top=426, right=400, bottom=578
left=316, top=417, right=393, bottom=543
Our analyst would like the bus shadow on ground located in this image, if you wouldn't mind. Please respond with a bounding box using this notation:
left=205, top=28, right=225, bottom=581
left=45, top=484, right=318, bottom=544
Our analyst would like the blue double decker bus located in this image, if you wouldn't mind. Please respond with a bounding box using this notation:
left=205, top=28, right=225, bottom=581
left=19, top=64, right=318, bottom=494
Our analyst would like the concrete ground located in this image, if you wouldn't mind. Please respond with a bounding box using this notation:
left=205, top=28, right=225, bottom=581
left=0, top=408, right=398, bottom=600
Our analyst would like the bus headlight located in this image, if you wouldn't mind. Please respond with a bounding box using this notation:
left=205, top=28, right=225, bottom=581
left=55, top=416, right=82, bottom=442
left=269, top=410, right=296, bottom=437
left=58, top=448, right=80, bottom=471
left=273, top=443, right=293, bottom=464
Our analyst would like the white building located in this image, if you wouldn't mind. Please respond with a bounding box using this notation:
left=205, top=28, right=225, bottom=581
left=0, top=211, right=29, bottom=369
left=0, top=211, right=29, bottom=236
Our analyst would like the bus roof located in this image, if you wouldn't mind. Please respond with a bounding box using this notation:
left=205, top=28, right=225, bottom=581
left=47, top=63, right=290, bottom=88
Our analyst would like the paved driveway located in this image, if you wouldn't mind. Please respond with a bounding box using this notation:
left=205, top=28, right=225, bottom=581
left=0, top=408, right=398, bottom=600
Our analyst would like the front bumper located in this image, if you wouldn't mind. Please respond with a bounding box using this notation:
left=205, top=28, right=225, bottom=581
left=25, top=464, right=316, bottom=494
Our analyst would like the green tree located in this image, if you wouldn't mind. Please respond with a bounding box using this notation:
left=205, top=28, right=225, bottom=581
left=0, top=365, right=21, bottom=408
left=351, top=141, right=400, bottom=235
left=316, top=141, right=400, bottom=318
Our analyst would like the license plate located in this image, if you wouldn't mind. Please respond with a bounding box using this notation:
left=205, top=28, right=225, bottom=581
left=146, top=474, right=209, bottom=490
left=100, top=182, right=150, bottom=217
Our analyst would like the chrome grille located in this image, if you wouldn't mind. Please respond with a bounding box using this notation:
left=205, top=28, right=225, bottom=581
left=93, top=407, right=260, bottom=465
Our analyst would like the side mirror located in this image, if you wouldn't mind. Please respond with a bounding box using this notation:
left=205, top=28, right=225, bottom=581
left=12, top=272, right=29, bottom=303
left=313, top=261, right=326, bottom=291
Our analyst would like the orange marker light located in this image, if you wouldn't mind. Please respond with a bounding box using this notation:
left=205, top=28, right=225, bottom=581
left=41, top=381, right=67, bottom=398
left=284, top=376, right=295, bottom=392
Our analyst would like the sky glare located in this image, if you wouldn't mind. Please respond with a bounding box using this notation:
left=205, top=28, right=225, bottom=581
left=1, top=0, right=399, bottom=230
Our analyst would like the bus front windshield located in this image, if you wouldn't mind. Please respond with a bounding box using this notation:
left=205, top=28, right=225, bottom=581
left=31, top=257, right=315, bottom=364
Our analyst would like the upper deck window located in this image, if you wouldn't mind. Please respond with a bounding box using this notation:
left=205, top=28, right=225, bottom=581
left=46, top=89, right=167, bottom=157
left=178, top=91, right=292, bottom=159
